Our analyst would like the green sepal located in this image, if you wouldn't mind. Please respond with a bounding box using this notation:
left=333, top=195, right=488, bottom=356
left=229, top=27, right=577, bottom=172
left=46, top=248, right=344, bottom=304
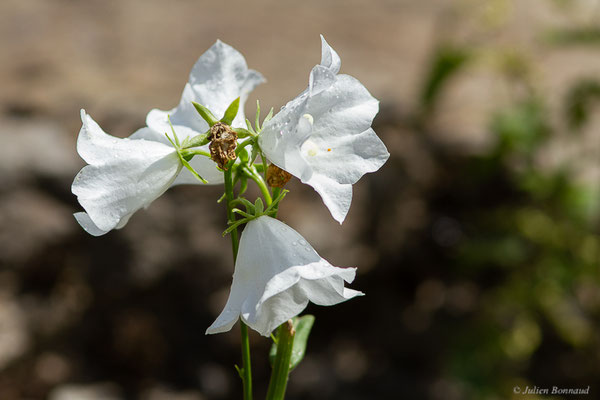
left=263, top=107, right=274, bottom=126
left=239, top=177, right=248, bottom=197
left=183, top=132, right=211, bottom=148
left=238, top=146, right=249, bottom=163
left=179, top=155, right=208, bottom=184
left=193, top=102, right=219, bottom=127
left=268, top=315, right=315, bottom=371
left=250, top=144, right=259, bottom=164
left=221, top=97, right=240, bottom=125
left=180, top=148, right=210, bottom=160
left=265, top=189, right=289, bottom=216
left=245, top=118, right=256, bottom=134
left=232, top=208, right=254, bottom=219
left=164, top=122, right=208, bottom=184
left=233, top=127, right=255, bottom=138
left=223, top=218, right=251, bottom=236
left=234, top=197, right=256, bottom=214
left=255, top=100, right=261, bottom=131
left=254, top=198, right=264, bottom=214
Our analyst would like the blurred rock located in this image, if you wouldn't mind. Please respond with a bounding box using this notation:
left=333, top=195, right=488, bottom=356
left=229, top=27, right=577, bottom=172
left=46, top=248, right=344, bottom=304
left=0, top=188, right=74, bottom=266
left=143, top=386, right=204, bottom=400
left=0, top=118, right=79, bottom=187
left=48, top=383, right=122, bottom=400
left=0, top=298, right=29, bottom=370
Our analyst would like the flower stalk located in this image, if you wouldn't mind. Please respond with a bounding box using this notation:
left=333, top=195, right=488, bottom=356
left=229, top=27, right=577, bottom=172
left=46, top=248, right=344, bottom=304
left=266, top=320, right=296, bottom=400
left=224, top=164, right=252, bottom=400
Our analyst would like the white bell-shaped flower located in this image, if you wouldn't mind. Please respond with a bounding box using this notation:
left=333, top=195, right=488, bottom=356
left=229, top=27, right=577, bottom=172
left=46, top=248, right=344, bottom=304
left=259, top=35, right=389, bottom=223
left=206, top=216, right=363, bottom=336
left=72, top=110, right=182, bottom=236
left=132, top=39, right=265, bottom=185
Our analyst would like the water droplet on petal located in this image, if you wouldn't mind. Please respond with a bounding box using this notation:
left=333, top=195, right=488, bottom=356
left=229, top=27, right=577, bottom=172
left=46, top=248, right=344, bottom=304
left=299, top=239, right=307, bottom=245
left=292, top=241, right=298, bottom=246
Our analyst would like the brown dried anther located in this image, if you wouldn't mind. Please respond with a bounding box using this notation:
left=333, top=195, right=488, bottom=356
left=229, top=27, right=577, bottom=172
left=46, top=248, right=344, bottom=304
left=208, top=122, right=237, bottom=170
left=266, top=164, right=292, bottom=188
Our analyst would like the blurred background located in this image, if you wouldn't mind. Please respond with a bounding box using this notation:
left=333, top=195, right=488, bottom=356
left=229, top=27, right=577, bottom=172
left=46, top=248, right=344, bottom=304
left=1, top=0, right=599, bottom=399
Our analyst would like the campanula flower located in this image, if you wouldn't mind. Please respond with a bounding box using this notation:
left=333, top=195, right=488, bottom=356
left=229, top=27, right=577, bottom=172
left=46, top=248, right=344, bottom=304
left=206, top=215, right=362, bottom=336
left=258, top=36, right=389, bottom=223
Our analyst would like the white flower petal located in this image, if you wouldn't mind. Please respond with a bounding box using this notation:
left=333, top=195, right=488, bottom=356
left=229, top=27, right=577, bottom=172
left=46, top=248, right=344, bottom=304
left=305, top=174, right=352, bottom=224
left=319, top=34, right=341, bottom=74
left=189, top=40, right=265, bottom=128
left=140, top=40, right=264, bottom=186
left=171, top=156, right=224, bottom=185
left=206, top=216, right=362, bottom=337
left=131, top=126, right=223, bottom=185
left=147, top=40, right=265, bottom=139
left=146, top=84, right=206, bottom=142
left=259, top=37, right=389, bottom=223
left=72, top=110, right=182, bottom=234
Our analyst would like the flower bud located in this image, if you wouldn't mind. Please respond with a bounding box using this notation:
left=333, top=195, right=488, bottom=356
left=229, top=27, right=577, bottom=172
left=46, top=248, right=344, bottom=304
left=208, top=122, right=237, bottom=169
left=266, top=164, right=292, bottom=188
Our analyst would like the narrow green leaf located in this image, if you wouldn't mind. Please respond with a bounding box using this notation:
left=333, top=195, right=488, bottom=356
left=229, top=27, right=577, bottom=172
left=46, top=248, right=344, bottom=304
left=221, top=97, right=240, bottom=125
left=167, top=116, right=181, bottom=147
left=223, top=218, right=250, bottom=236
left=245, top=118, right=256, bottom=134
left=193, top=102, right=219, bottom=126
left=179, top=155, right=208, bottom=184
left=263, top=107, right=274, bottom=126
left=255, top=100, right=261, bottom=131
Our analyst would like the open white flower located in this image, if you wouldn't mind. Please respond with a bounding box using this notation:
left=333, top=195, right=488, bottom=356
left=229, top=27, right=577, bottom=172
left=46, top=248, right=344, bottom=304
left=258, top=35, right=389, bottom=223
left=72, top=110, right=182, bottom=236
left=206, top=216, right=363, bottom=336
left=132, top=39, right=265, bottom=185
left=73, top=40, right=264, bottom=235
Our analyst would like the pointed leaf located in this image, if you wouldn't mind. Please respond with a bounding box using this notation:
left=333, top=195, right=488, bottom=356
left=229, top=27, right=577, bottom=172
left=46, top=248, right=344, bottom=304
left=268, top=315, right=315, bottom=371
left=193, top=102, right=219, bottom=126
left=255, top=100, right=261, bottom=131
left=183, top=132, right=211, bottom=148
left=289, top=315, right=315, bottom=370
left=221, top=97, right=240, bottom=125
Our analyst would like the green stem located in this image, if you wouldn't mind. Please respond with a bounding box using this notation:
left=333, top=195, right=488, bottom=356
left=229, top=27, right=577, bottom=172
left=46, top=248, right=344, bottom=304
left=224, top=165, right=252, bottom=400
left=243, top=166, right=272, bottom=206
left=266, top=320, right=296, bottom=400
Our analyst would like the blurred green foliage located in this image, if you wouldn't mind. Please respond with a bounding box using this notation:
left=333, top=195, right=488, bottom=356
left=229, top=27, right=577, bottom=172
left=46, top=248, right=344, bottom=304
left=413, top=36, right=600, bottom=399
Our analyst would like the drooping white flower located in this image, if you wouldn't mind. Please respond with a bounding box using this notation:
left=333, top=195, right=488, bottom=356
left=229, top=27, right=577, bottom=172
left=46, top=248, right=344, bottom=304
left=206, top=216, right=363, bottom=336
left=72, top=110, right=182, bottom=236
left=258, top=35, right=389, bottom=223
left=132, top=39, right=265, bottom=185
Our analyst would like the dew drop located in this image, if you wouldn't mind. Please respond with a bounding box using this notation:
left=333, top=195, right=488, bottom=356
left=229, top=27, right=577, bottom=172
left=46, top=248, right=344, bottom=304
left=292, top=241, right=298, bottom=246
left=299, top=239, right=307, bottom=245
